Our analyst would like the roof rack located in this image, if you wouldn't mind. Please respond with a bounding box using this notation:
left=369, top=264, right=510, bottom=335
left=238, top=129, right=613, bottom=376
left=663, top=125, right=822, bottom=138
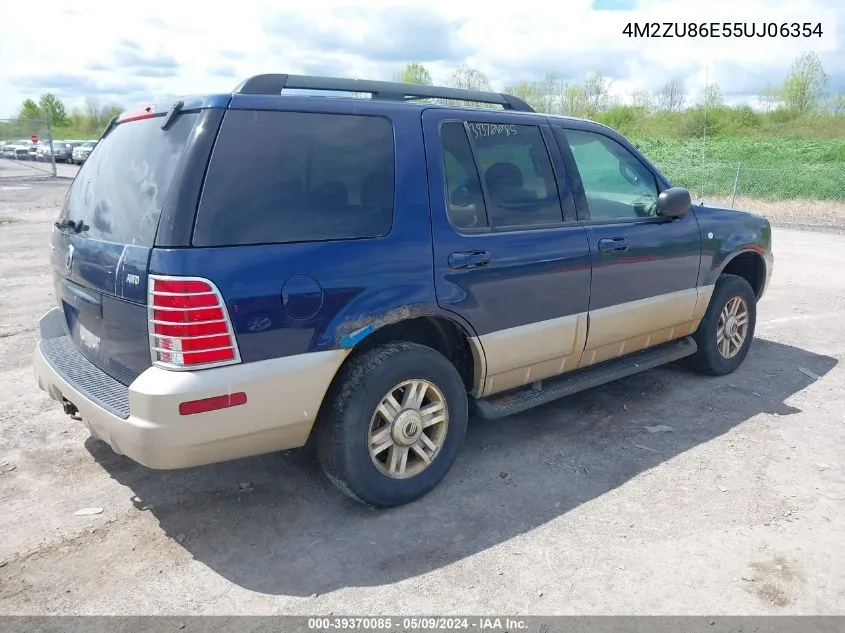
left=233, top=74, right=536, bottom=113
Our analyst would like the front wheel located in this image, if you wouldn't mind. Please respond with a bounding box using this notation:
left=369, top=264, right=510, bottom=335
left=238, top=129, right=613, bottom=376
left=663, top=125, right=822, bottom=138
left=316, top=342, right=468, bottom=508
left=690, top=274, right=757, bottom=376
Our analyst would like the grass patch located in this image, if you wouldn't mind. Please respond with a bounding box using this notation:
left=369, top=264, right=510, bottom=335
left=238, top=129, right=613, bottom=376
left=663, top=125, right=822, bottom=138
left=632, top=136, right=845, bottom=201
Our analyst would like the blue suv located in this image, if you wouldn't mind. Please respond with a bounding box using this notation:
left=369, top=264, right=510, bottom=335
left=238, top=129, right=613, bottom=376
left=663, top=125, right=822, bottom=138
left=33, top=74, right=773, bottom=507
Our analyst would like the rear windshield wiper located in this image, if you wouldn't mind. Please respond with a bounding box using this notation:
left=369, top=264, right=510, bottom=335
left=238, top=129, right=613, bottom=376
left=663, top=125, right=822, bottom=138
left=101, top=114, right=119, bottom=140
left=161, top=100, right=185, bottom=130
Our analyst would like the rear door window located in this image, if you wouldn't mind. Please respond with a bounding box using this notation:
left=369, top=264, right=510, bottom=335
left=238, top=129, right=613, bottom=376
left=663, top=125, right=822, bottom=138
left=440, top=122, right=488, bottom=230
left=62, top=112, right=199, bottom=246
left=469, top=123, right=563, bottom=228
left=192, top=110, right=395, bottom=246
left=438, top=121, right=564, bottom=231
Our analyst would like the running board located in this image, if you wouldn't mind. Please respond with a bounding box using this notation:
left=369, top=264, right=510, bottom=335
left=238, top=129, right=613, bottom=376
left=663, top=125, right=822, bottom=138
left=473, top=336, right=697, bottom=420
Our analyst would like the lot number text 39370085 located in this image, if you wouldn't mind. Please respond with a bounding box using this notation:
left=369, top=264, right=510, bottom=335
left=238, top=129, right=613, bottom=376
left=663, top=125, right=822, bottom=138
left=622, top=22, right=823, bottom=38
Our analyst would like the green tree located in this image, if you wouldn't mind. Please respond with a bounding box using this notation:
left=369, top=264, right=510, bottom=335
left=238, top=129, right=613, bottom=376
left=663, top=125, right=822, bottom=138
left=38, top=93, right=68, bottom=125
left=450, top=64, right=491, bottom=92
left=503, top=74, right=566, bottom=114
left=67, top=107, right=88, bottom=131
left=630, top=89, right=653, bottom=111
left=583, top=72, right=611, bottom=112
left=84, top=97, right=104, bottom=125
left=656, top=77, right=686, bottom=112
left=535, top=72, right=566, bottom=114
left=781, top=52, right=828, bottom=112
left=19, top=98, right=41, bottom=120
left=758, top=83, right=780, bottom=112
left=103, top=103, right=124, bottom=120
left=79, top=98, right=123, bottom=133
left=503, top=80, right=541, bottom=109
left=561, top=83, right=588, bottom=116
left=449, top=64, right=493, bottom=108
left=825, top=93, right=845, bottom=116
left=396, top=62, right=432, bottom=85
left=700, top=82, right=723, bottom=108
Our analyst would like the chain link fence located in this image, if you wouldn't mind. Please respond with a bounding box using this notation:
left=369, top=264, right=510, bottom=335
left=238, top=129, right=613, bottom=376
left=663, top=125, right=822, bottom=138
left=655, top=161, right=845, bottom=205
left=0, top=118, right=57, bottom=180
left=650, top=158, right=845, bottom=228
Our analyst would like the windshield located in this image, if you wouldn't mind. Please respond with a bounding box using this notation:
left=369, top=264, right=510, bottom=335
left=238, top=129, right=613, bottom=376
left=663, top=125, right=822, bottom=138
left=62, top=112, right=199, bottom=246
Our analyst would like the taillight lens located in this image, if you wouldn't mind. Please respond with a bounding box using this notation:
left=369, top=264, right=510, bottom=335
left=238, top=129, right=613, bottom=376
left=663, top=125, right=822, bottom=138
left=148, top=275, right=241, bottom=370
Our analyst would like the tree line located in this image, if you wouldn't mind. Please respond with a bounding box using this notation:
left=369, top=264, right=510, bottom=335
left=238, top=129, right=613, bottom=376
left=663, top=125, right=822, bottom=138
left=396, top=51, right=841, bottom=120
left=9, top=51, right=841, bottom=140
left=15, top=95, right=124, bottom=136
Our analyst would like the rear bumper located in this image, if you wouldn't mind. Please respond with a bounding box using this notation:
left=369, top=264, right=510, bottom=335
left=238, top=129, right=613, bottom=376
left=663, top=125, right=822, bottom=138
left=33, top=307, right=347, bottom=469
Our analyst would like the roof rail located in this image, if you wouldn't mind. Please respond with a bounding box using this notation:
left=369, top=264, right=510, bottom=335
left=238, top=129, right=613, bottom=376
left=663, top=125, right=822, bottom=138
left=233, top=74, right=536, bottom=113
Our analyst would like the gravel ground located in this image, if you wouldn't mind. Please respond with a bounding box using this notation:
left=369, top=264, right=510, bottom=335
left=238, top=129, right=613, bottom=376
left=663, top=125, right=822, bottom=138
left=705, top=195, right=845, bottom=235
left=1, top=179, right=844, bottom=616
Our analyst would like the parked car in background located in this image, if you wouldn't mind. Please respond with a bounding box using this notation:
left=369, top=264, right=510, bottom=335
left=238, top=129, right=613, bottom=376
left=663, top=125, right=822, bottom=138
left=3, top=140, right=33, bottom=160
left=72, top=140, right=97, bottom=164
left=41, top=140, right=77, bottom=164
left=56, top=141, right=80, bottom=164
left=35, top=141, right=54, bottom=161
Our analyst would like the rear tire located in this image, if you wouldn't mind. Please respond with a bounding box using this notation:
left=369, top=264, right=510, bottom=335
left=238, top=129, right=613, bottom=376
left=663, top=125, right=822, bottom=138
left=690, top=274, right=757, bottom=376
left=316, top=342, right=468, bottom=508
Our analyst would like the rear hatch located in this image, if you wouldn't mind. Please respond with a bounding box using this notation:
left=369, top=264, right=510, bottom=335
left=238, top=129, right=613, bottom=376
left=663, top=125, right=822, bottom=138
left=50, top=108, right=204, bottom=385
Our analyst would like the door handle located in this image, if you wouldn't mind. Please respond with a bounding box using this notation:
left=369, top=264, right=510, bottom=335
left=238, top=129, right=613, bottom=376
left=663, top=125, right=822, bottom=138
left=448, top=250, right=491, bottom=270
left=598, top=237, right=628, bottom=253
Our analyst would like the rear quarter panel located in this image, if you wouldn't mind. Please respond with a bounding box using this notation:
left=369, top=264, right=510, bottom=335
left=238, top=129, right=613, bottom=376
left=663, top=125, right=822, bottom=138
left=151, top=99, right=451, bottom=363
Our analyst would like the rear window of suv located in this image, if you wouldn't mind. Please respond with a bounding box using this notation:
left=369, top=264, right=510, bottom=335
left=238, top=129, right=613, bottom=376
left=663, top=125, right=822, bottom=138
left=192, top=110, right=395, bottom=246
left=62, top=112, right=199, bottom=246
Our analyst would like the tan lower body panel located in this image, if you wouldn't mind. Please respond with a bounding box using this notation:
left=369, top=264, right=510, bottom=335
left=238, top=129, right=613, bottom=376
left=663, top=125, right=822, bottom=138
left=34, top=307, right=349, bottom=469
left=473, top=285, right=715, bottom=396
left=475, top=312, right=588, bottom=397
left=579, top=285, right=714, bottom=368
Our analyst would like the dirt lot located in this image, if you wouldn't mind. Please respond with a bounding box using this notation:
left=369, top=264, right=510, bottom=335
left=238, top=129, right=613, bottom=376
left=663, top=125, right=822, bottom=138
left=1, top=179, right=844, bottom=615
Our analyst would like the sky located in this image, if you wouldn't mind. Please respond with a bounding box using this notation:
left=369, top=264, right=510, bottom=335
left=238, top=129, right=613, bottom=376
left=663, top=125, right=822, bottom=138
left=0, top=0, right=841, bottom=118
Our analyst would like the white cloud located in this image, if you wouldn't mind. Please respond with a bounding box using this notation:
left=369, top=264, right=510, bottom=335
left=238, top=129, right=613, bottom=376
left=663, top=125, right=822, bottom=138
left=0, top=0, right=840, bottom=117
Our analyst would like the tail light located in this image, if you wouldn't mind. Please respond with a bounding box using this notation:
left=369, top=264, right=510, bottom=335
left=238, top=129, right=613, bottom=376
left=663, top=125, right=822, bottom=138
left=148, top=275, right=241, bottom=370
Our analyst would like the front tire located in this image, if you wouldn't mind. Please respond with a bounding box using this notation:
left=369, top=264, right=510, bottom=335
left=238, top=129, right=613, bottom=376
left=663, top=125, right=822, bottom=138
left=316, top=342, right=468, bottom=508
left=690, top=274, right=757, bottom=376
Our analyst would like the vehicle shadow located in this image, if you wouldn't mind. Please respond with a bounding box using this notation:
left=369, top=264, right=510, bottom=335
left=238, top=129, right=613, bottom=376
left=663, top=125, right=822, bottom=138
left=88, top=337, right=836, bottom=596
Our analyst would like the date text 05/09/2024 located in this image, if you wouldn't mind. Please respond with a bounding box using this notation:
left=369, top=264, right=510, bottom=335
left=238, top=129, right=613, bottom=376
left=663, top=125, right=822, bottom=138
left=306, top=617, right=529, bottom=631
left=622, top=22, right=824, bottom=38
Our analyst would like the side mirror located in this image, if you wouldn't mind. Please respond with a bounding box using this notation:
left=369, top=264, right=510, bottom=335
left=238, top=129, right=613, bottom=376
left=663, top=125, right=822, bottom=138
left=657, top=187, right=692, bottom=218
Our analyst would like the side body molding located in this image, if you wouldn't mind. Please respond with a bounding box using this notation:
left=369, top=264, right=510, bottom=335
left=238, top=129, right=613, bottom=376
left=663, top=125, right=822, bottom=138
left=470, top=285, right=715, bottom=398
